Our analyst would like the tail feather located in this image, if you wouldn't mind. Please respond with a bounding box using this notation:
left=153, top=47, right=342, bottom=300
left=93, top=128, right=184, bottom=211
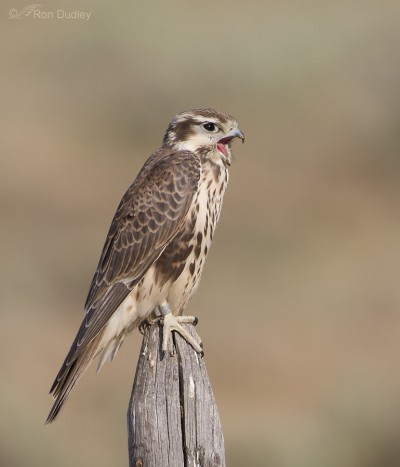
left=45, top=335, right=101, bottom=424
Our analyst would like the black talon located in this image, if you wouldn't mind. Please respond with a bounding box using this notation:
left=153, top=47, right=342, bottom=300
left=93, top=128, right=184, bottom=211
left=193, top=317, right=198, bottom=326
left=199, top=342, right=204, bottom=357
left=139, top=320, right=148, bottom=335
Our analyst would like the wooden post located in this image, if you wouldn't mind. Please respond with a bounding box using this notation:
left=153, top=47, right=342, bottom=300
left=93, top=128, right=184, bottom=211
left=128, top=322, right=225, bottom=467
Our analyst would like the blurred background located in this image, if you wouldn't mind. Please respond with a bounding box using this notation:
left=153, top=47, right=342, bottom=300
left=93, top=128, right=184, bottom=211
left=2, top=1, right=400, bottom=466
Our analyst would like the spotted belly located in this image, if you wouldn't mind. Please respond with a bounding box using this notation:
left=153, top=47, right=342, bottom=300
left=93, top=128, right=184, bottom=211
left=155, top=159, right=228, bottom=313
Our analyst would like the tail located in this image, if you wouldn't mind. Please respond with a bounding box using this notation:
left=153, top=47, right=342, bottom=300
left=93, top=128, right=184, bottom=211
left=45, top=334, right=101, bottom=424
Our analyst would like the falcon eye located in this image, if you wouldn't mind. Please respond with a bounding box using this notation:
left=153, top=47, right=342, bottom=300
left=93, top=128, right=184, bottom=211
left=202, top=122, right=217, bottom=132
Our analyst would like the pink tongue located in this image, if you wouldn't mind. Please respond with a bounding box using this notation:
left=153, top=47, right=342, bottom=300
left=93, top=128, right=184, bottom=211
left=217, top=143, right=228, bottom=157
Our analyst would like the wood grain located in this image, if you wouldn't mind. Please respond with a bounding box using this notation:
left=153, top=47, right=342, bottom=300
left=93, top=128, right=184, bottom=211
left=128, top=323, right=225, bottom=467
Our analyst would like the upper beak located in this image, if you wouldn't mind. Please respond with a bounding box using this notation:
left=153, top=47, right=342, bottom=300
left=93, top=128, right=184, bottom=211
left=219, top=128, right=245, bottom=144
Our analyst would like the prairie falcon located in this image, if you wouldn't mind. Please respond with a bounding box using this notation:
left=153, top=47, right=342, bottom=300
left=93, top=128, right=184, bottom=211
left=46, top=108, right=244, bottom=423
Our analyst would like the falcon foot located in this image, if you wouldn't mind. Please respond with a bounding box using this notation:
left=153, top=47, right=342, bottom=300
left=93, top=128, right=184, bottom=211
left=161, top=312, right=203, bottom=356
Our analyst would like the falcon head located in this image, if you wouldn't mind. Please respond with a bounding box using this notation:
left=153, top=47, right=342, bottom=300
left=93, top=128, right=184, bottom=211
left=163, top=108, right=244, bottom=166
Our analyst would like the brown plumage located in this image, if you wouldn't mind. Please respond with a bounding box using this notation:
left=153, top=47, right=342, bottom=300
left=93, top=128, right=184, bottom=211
left=46, top=108, right=244, bottom=423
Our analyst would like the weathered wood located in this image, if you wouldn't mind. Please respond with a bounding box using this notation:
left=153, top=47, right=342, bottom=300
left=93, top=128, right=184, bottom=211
left=128, top=323, right=225, bottom=467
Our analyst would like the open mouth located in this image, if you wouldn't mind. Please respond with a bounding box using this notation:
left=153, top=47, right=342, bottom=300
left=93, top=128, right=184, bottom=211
left=217, top=141, right=231, bottom=159
left=216, top=136, right=233, bottom=162
left=216, top=129, right=244, bottom=165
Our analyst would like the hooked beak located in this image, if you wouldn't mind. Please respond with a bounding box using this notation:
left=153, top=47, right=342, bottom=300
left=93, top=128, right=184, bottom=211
left=218, top=128, right=245, bottom=145
left=216, top=127, right=245, bottom=166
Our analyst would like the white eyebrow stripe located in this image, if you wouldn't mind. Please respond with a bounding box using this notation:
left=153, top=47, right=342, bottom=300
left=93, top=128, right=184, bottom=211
left=193, top=118, right=221, bottom=127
